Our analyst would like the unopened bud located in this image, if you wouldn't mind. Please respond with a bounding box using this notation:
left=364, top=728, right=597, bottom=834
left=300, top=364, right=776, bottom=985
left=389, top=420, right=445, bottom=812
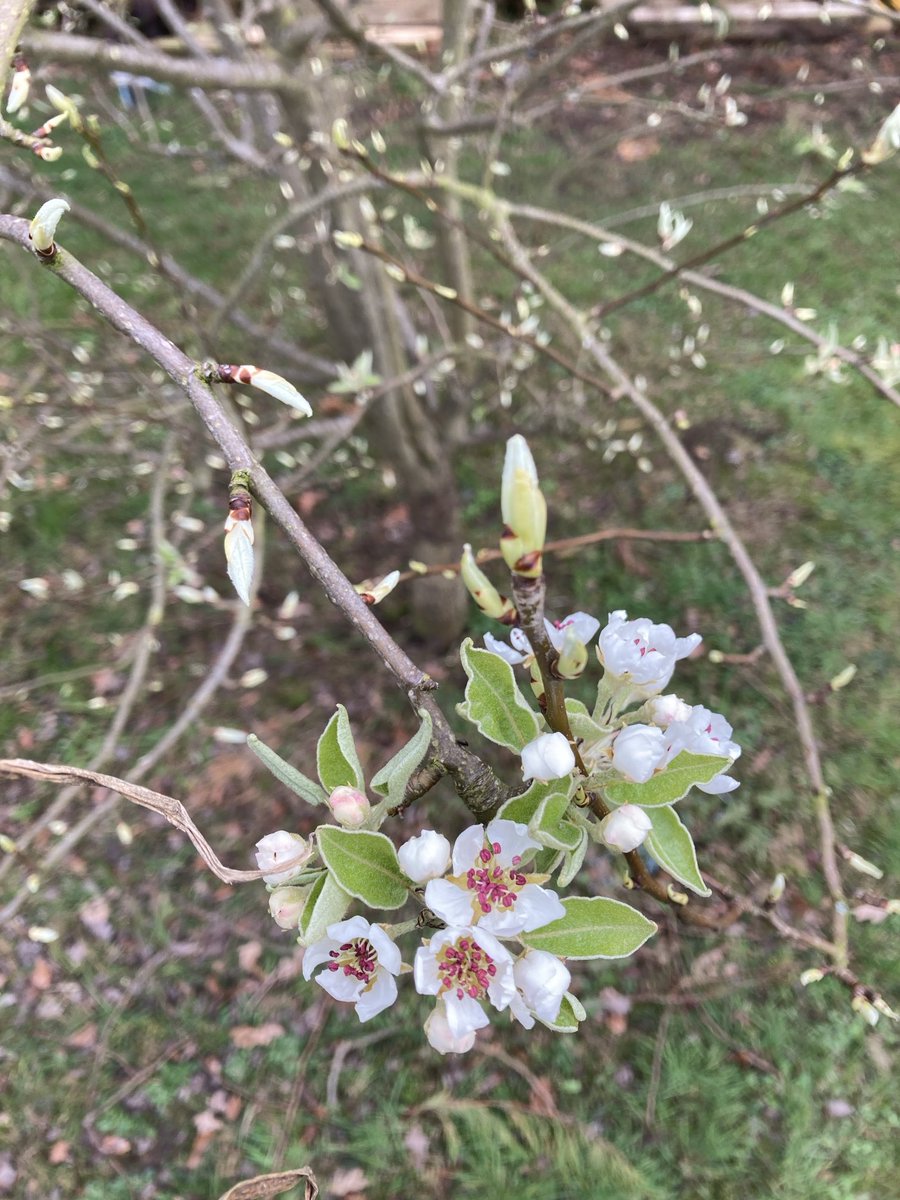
left=356, top=569, right=400, bottom=606
left=830, top=664, right=857, bottom=692
left=666, top=884, right=689, bottom=906
left=800, top=968, right=826, bottom=987
left=28, top=198, right=70, bottom=256
left=766, top=872, right=786, bottom=905
left=786, top=560, right=815, bottom=589
left=841, top=848, right=883, bottom=879
left=328, top=785, right=371, bottom=829
left=862, top=102, right=900, bottom=165
left=268, top=885, right=309, bottom=929
left=216, top=364, right=312, bottom=417
left=460, top=544, right=516, bottom=621
left=555, top=628, right=588, bottom=679
left=255, top=831, right=312, bottom=885
left=599, top=805, right=653, bottom=853
left=851, top=994, right=880, bottom=1027
left=521, top=732, right=575, bottom=783
left=6, top=60, right=31, bottom=114
left=500, top=435, right=546, bottom=578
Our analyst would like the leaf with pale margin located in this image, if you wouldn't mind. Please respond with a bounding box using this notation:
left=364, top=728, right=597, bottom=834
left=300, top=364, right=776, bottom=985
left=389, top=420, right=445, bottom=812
left=247, top=735, right=327, bottom=808
left=538, top=991, right=586, bottom=1034
left=459, top=637, right=541, bottom=751
left=521, top=896, right=657, bottom=960
left=297, top=872, right=351, bottom=946
left=557, top=828, right=588, bottom=888
left=316, top=826, right=408, bottom=910
left=529, top=792, right=582, bottom=852
left=316, top=704, right=365, bottom=793
left=370, top=712, right=433, bottom=805
left=225, top=524, right=254, bottom=607
left=604, top=751, right=728, bottom=808
left=498, top=778, right=558, bottom=825
left=644, top=804, right=710, bottom=896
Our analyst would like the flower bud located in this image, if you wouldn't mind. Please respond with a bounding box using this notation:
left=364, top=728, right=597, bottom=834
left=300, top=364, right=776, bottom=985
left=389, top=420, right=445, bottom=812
left=521, top=732, right=575, bottom=783
left=328, top=786, right=370, bottom=829
left=460, top=544, right=516, bottom=622
left=268, top=885, right=309, bottom=929
left=513, top=950, right=571, bottom=1023
left=6, top=60, right=31, bottom=114
left=862, top=102, right=900, bottom=165
left=255, top=831, right=312, bottom=885
left=555, top=628, right=588, bottom=679
left=611, top=724, right=667, bottom=784
left=398, top=830, right=451, bottom=884
left=216, top=364, right=312, bottom=416
left=649, top=693, right=692, bottom=727
left=599, top=805, right=653, bottom=853
left=500, top=435, right=546, bottom=577
left=29, top=198, right=70, bottom=256
left=424, top=1000, right=477, bottom=1054
left=356, top=569, right=400, bottom=606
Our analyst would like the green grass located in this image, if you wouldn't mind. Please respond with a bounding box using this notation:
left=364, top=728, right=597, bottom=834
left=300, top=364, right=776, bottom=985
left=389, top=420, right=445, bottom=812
left=2, top=42, right=899, bottom=1200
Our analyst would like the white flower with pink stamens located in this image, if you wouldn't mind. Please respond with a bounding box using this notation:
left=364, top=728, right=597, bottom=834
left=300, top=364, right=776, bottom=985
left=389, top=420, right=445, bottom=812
left=302, top=916, right=402, bottom=1022
left=598, top=610, right=701, bottom=695
left=663, top=704, right=741, bottom=794
left=414, top=925, right=516, bottom=1043
left=424, top=819, right=565, bottom=937
left=509, top=950, right=571, bottom=1030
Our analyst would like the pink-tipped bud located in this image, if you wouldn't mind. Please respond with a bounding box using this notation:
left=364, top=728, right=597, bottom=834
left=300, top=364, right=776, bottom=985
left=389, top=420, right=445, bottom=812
left=268, top=885, right=309, bottom=929
left=328, top=786, right=371, bottom=829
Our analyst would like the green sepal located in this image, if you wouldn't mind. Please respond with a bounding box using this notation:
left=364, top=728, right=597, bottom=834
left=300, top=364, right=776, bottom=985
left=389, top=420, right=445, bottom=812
left=604, top=751, right=728, bottom=808
left=521, top=896, right=657, bottom=960
left=316, top=704, right=365, bottom=793
left=247, top=734, right=327, bottom=808
left=316, top=825, right=408, bottom=910
left=644, top=804, right=711, bottom=896
left=297, top=871, right=352, bottom=946
left=538, top=991, right=586, bottom=1033
left=459, top=637, right=541, bottom=752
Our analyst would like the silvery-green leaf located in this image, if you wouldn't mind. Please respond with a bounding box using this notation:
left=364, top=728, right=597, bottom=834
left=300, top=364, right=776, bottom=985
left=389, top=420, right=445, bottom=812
left=246, top=734, right=327, bottom=808
left=604, top=751, right=727, bottom=808
left=522, top=896, right=657, bottom=960
left=370, top=712, right=433, bottom=805
left=316, top=704, right=365, bottom=792
left=316, top=826, right=408, bottom=910
left=297, top=872, right=351, bottom=946
left=459, top=637, right=541, bottom=752
left=644, top=804, right=711, bottom=896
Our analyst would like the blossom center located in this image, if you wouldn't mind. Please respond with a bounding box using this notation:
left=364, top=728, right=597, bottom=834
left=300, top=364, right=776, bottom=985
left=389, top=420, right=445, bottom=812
left=436, top=936, right=498, bottom=1000
left=327, top=937, right=378, bottom=985
left=632, top=636, right=660, bottom=660
left=464, top=839, right=527, bottom=916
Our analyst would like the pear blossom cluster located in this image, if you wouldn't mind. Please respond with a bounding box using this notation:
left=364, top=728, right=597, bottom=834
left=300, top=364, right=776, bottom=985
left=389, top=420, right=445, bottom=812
left=257, top=820, right=573, bottom=1054
left=613, top=699, right=741, bottom=794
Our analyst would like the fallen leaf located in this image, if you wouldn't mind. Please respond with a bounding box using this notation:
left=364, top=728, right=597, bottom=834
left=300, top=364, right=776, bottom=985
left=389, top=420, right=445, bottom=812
left=66, top=1023, right=98, bottom=1049
left=229, top=1023, right=285, bottom=1049
left=217, top=1166, right=318, bottom=1200
left=403, top=1123, right=430, bottom=1173
left=824, top=1098, right=855, bottom=1119
left=852, top=904, right=890, bottom=925
left=48, top=1141, right=71, bottom=1165
left=615, top=136, right=660, bottom=163
left=98, top=1135, right=131, bottom=1157
left=329, top=1166, right=368, bottom=1197
left=238, top=941, right=263, bottom=974
left=79, top=896, right=113, bottom=940
left=30, top=958, right=53, bottom=991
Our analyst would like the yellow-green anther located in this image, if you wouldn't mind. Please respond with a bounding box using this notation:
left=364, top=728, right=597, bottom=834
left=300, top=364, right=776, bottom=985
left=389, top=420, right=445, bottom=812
left=460, top=544, right=516, bottom=621
left=500, top=435, right=546, bottom=577
left=555, top=629, right=588, bottom=679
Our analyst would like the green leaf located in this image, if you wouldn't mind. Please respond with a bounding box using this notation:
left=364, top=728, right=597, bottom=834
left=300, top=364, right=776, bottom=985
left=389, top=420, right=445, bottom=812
left=316, top=826, right=408, bottom=910
left=557, top=828, right=588, bottom=888
left=297, top=872, right=352, bottom=946
left=528, top=791, right=582, bottom=852
left=370, top=712, right=433, bottom=805
left=316, top=704, right=365, bottom=793
left=604, top=751, right=728, bottom=808
left=247, top=734, right=327, bottom=807
left=498, top=779, right=556, bottom=825
left=538, top=991, right=586, bottom=1033
left=521, top=896, right=657, bottom=960
left=644, top=805, right=711, bottom=896
left=459, top=638, right=541, bottom=752
left=565, top=699, right=610, bottom=749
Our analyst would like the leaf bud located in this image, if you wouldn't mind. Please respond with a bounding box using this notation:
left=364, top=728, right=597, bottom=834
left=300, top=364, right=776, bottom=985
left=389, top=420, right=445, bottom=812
left=28, top=198, right=70, bottom=256
left=500, top=435, right=546, bottom=578
left=6, top=58, right=31, bottom=114
left=460, top=545, right=516, bottom=622
left=328, top=786, right=371, bottom=829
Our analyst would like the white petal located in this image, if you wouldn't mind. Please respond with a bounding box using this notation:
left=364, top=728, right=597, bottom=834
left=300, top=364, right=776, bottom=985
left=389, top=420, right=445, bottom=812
left=444, top=991, right=490, bottom=1038
left=452, top=824, right=486, bottom=874
left=302, top=937, right=340, bottom=979
left=486, top=819, right=538, bottom=868
left=424, top=878, right=476, bottom=927
left=355, top=970, right=398, bottom=1021
left=413, top=943, right=442, bottom=995
left=483, top=632, right=527, bottom=665
left=697, top=775, right=740, bottom=795
left=326, top=915, right=372, bottom=942
left=480, top=884, right=564, bottom=937
left=367, top=925, right=402, bottom=974
left=316, top=969, right=363, bottom=1003
left=425, top=1001, right=478, bottom=1053
left=508, top=992, right=536, bottom=1029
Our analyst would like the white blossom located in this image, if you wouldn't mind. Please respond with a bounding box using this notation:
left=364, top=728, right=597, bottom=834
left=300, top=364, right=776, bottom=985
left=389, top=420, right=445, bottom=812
left=611, top=724, right=668, bottom=784
left=544, top=611, right=600, bottom=651
left=521, top=732, right=576, bottom=784
left=509, top=950, right=571, bottom=1029
left=599, top=805, right=653, bottom=853
left=424, top=819, right=564, bottom=937
left=303, top=916, right=402, bottom=1022
left=254, top=830, right=312, bottom=885
left=649, top=693, right=693, bottom=727
left=597, top=610, right=702, bottom=695
left=483, top=626, right=534, bottom=666
left=398, top=830, right=451, bottom=884
left=664, top=704, right=741, bottom=793
left=414, top=926, right=516, bottom=1042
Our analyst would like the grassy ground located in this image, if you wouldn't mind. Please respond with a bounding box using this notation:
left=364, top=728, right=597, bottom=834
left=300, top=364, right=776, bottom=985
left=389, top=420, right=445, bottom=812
left=1, top=37, right=899, bottom=1200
